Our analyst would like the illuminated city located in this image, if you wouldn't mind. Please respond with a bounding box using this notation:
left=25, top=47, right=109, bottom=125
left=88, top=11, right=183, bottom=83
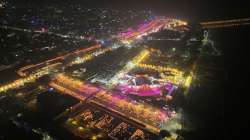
left=0, top=0, right=247, bottom=140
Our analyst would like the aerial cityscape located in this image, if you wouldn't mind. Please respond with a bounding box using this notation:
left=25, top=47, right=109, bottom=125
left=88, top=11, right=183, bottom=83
left=0, top=0, right=248, bottom=140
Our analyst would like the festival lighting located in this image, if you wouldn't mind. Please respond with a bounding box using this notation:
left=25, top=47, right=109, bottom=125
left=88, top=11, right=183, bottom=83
left=136, top=63, right=183, bottom=76
left=17, top=44, right=101, bottom=76
left=50, top=74, right=100, bottom=100
left=93, top=90, right=171, bottom=132
left=109, top=49, right=150, bottom=86
left=118, top=18, right=188, bottom=44
left=117, top=72, right=178, bottom=97
left=134, top=63, right=187, bottom=85
left=50, top=74, right=174, bottom=133
left=0, top=69, right=50, bottom=93
left=71, top=46, right=119, bottom=65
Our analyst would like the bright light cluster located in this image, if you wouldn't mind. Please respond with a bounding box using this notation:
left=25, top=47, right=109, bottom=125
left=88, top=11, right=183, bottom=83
left=94, top=90, right=172, bottom=132
left=119, top=19, right=165, bottom=43
left=17, top=45, right=101, bottom=76
left=0, top=69, right=48, bottom=93
left=135, top=63, right=187, bottom=86
left=50, top=82, right=87, bottom=100
left=137, top=63, right=183, bottom=76
left=71, top=47, right=118, bottom=65
left=118, top=74, right=177, bottom=97
left=53, top=73, right=83, bottom=88
left=132, top=49, right=150, bottom=64
left=118, top=17, right=188, bottom=44
left=109, top=49, right=150, bottom=86
left=0, top=62, right=62, bottom=93
left=50, top=73, right=174, bottom=132
left=51, top=74, right=99, bottom=99
left=159, top=74, right=185, bottom=85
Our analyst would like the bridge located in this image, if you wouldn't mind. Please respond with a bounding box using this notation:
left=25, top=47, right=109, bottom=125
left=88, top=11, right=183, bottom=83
left=200, top=18, right=250, bottom=29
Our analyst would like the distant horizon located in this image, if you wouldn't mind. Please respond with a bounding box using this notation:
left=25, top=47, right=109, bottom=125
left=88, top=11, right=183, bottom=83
left=4, top=0, right=250, bottom=21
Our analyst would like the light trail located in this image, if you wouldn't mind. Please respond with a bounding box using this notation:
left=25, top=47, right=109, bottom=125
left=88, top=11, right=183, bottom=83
left=0, top=59, right=63, bottom=93
left=118, top=18, right=188, bottom=44
left=71, top=45, right=119, bottom=65
left=17, top=44, right=101, bottom=76
left=0, top=62, right=62, bottom=93
left=0, top=69, right=48, bottom=93
left=3, top=44, right=101, bottom=93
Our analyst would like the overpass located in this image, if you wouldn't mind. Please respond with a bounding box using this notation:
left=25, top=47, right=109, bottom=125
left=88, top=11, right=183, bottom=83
left=200, top=18, right=250, bottom=29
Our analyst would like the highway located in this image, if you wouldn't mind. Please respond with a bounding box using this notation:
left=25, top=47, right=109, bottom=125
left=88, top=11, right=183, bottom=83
left=118, top=17, right=188, bottom=44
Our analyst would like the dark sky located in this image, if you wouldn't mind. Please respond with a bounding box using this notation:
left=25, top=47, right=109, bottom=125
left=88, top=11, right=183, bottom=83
left=109, top=0, right=249, bottom=20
